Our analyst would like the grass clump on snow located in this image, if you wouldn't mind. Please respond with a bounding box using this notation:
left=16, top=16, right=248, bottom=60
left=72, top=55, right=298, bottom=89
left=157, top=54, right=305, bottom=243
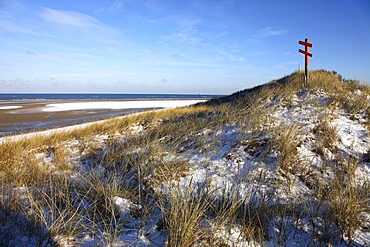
left=1, top=69, right=370, bottom=246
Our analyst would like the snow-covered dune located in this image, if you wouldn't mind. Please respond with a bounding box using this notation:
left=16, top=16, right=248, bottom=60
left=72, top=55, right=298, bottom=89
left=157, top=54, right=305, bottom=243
left=2, top=71, right=369, bottom=246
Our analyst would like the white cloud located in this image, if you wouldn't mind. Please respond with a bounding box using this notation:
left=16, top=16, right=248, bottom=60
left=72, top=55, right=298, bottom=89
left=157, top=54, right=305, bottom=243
left=215, top=49, right=246, bottom=62
left=214, top=0, right=238, bottom=11
left=39, top=7, right=120, bottom=36
left=249, top=27, right=288, bottom=42
left=157, top=40, right=168, bottom=46
left=257, top=27, right=287, bottom=37
left=158, top=14, right=203, bottom=46
left=0, top=20, right=37, bottom=34
left=109, top=0, right=124, bottom=12
left=40, top=7, right=96, bottom=27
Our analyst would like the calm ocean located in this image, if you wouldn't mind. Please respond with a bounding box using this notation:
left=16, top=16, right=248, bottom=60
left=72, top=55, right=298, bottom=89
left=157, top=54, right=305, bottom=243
left=0, top=93, right=217, bottom=101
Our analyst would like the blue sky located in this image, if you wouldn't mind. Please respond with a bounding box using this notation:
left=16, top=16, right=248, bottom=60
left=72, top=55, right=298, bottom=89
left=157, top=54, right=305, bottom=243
left=0, top=0, right=369, bottom=94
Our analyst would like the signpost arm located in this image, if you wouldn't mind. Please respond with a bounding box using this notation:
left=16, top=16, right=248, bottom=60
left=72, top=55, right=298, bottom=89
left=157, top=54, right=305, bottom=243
left=298, top=38, right=312, bottom=88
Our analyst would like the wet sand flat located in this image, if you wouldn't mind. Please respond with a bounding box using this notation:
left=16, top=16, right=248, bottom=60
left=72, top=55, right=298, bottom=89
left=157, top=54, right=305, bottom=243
left=0, top=99, right=203, bottom=136
left=0, top=100, right=151, bottom=136
left=0, top=100, right=142, bottom=123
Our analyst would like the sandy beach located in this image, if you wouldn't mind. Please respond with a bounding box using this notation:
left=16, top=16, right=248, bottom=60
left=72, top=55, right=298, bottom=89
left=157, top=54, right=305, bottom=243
left=0, top=99, right=204, bottom=136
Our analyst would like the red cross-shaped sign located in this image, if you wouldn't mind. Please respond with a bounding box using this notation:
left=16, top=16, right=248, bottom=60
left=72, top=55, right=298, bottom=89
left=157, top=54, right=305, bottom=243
left=298, top=38, right=313, bottom=87
left=299, top=38, right=313, bottom=66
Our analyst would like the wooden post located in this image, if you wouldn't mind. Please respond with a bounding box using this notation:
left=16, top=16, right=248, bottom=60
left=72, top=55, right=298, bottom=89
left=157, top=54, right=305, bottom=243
left=299, top=38, right=313, bottom=87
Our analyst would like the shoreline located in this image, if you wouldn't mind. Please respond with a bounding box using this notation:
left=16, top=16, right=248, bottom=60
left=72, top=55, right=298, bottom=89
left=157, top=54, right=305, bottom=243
left=0, top=98, right=205, bottom=138
left=0, top=112, right=138, bottom=145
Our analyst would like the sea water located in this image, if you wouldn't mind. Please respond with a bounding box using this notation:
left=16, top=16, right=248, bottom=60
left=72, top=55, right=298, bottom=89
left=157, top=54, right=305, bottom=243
left=0, top=93, right=216, bottom=101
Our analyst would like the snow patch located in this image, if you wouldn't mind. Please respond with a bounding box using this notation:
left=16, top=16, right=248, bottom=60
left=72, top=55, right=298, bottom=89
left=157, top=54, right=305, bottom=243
left=0, top=105, right=22, bottom=110
left=42, top=100, right=204, bottom=112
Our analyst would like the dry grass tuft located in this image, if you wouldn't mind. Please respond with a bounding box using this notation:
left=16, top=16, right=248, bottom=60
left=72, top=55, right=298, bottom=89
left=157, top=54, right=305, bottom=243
left=159, top=182, right=211, bottom=247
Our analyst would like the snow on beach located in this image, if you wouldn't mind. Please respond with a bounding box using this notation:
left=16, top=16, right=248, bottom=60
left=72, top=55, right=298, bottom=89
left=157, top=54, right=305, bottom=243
left=0, top=105, right=22, bottom=110
left=42, top=100, right=203, bottom=112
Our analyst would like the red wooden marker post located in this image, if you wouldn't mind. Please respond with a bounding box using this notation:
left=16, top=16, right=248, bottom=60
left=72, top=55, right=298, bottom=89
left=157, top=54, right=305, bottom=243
left=299, top=38, right=313, bottom=87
